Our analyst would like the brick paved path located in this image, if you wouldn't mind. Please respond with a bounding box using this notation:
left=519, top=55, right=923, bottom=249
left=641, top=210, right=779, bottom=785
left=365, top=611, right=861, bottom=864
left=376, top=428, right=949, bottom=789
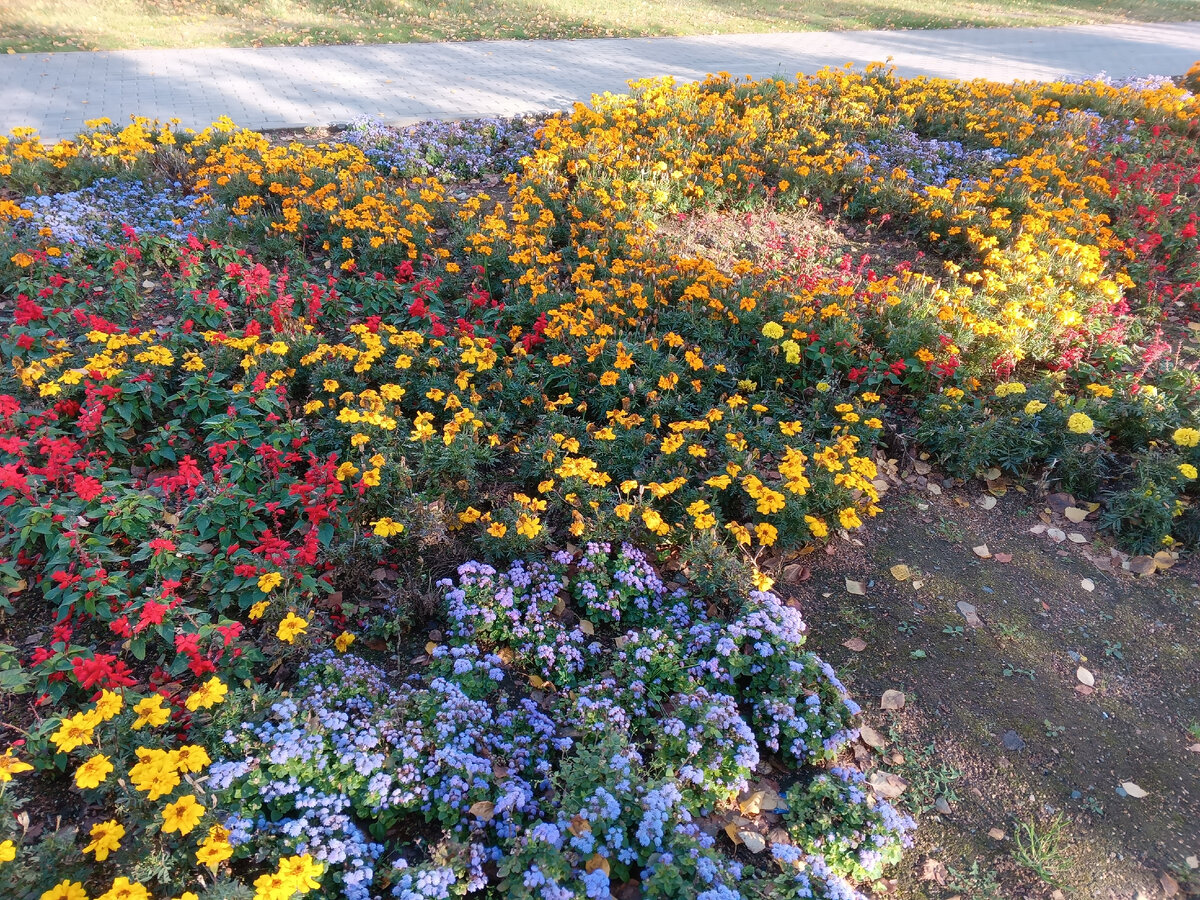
left=1, top=22, right=1198, bottom=139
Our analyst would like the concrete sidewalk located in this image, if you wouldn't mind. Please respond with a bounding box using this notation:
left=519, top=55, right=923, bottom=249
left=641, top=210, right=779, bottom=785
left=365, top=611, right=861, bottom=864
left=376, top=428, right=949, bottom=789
left=1, top=22, right=1198, bottom=141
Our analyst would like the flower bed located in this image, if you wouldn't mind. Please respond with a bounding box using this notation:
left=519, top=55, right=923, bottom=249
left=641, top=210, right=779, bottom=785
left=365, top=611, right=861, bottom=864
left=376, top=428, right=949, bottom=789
left=0, top=66, right=1197, bottom=899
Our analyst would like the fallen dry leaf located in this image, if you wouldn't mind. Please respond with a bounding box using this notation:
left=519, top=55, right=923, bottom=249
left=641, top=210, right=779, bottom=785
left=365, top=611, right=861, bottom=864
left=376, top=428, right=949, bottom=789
left=469, top=800, right=495, bottom=821
left=867, top=771, right=908, bottom=799
left=978, top=495, right=997, bottom=510
left=845, top=578, right=867, bottom=596
left=1046, top=492, right=1075, bottom=514
left=1128, top=556, right=1156, bottom=576
left=860, top=725, right=887, bottom=749
left=957, top=601, right=982, bottom=628
left=1080, top=578, right=1095, bottom=592
left=1064, top=506, right=1089, bottom=523
left=738, top=789, right=786, bottom=815
left=1068, top=532, right=1088, bottom=544
left=1186, top=743, right=1200, bottom=753
left=1076, top=666, right=1095, bottom=687
left=993, top=552, right=1013, bottom=563
left=782, top=563, right=811, bottom=584
left=920, top=858, right=948, bottom=885
left=1121, top=781, right=1148, bottom=798
left=1047, top=527, right=1067, bottom=542
left=842, top=637, right=867, bottom=652
left=579, top=619, right=595, bottom=636
left=739, top=830, right=767, bottom=853
left=890, top=563, right=911, bottom=581
left=987, top=827, right=1006, bottom=840
left=585, top=853, right=610, bottom=875
left=880, top=689, right=906, bottom=711
left=972, top=544, right=992, bottom=559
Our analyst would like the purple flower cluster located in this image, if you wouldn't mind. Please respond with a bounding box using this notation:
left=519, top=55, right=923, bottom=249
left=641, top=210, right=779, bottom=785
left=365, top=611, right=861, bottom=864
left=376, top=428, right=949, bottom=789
left=15, top=177, right=213, bottom=250
left=851, top=128, right=1013, bottom=188
left=341, top=115, right=545, bottom=181
left=210, top=544, right=900, bottom=899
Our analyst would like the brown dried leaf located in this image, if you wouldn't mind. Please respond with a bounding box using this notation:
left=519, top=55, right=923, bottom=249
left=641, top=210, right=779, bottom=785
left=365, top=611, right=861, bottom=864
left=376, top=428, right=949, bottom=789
left=921, top=858, right=948, bottom=885
left=880, top=690, right=906, bottom=711
left=1121, top=781, right=1148, bottom=798
left=845, top=578, right=867, bottom=596
left=1076, top=666, right=1095, bottom=687
left=867, top=771, right=908, bottom=799
left=1128, top=556, right=1156, bottom=576
left=972, top=544, right=992, bottom=559
left=1064, top=507, right=1089, bottom=523
left=843, top=637, right=868, bottom=652
left=860, top=725, right=887, bottom=749
left=890, top=564, right=911, bottom=581
left=782, top=563, right=811, bottom=584
left=469, top=801, right=495, bottom=821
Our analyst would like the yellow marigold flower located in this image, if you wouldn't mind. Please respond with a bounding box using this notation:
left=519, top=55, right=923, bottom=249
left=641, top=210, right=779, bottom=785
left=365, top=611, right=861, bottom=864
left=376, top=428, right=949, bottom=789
left=614, top=503, right=633, bottom=520
left=1174, top=427, right=1200, bottom=448
left=1067, top=412, right=1095, bottom=435
left=761, top=322, right=784, bottom=339
left=279, top=854, right=324, bottom=892
left=130, top=696, right=168, bottom=734
left=162, top=794, right=204, bottom=836
left=0, top=748, right=34, bottom=782
left=1179, top=463, right=1198, bottom=480
left=249, top=600, right=270, bottom=620
left=257, top=571, right=284, bottom=593
left=641, top=508, right=669, bottom=536
left=350, top=432, right=370, bottom=448
left=335, top=632, right=356, bottom=652
left=82, top=819, right=124, bottom=861
left=1024, top=400, right=1047, bottom=415
left=516, top=513, right=542, bottom=539
left=815, top=381, right=831, bottom=393
left=804, top=515, right=829, bottom=538
left=173, top=744, right=211, bottom=773
left=96, top=877, right=148, bottom=900
left=94, top=689, right=123, bottom=721
left=10, top=252, right=33, bottom=267
left=371, top=517, right=404, bottom=537
left=74, top=754, right=113, bottom=789
left=994, top=381, right=1025, bottom=397
left=839, top=507, right=863, bottom=529
left=362, top=468, right=381, bottom=487
left=129, top=749, right=180, bottom=800
left=49, top=710, right=98, bottom=754
left=185, top=677, right=228, bottom=711
left=196, top=825, right=233, bottom=870
left=277, top=612, right=309, bottom=643
left=40, top=880, right=88, bottom=900
left=755, top=522, right=778, bottom=546
left=487, top=521, right=507, bottom=538
left=0, top=839, right=14, bottom=864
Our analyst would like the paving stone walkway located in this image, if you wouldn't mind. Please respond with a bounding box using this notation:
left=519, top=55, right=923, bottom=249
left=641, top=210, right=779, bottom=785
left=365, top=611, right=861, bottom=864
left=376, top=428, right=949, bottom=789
left=1, top=22, right=1198, bottom=140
